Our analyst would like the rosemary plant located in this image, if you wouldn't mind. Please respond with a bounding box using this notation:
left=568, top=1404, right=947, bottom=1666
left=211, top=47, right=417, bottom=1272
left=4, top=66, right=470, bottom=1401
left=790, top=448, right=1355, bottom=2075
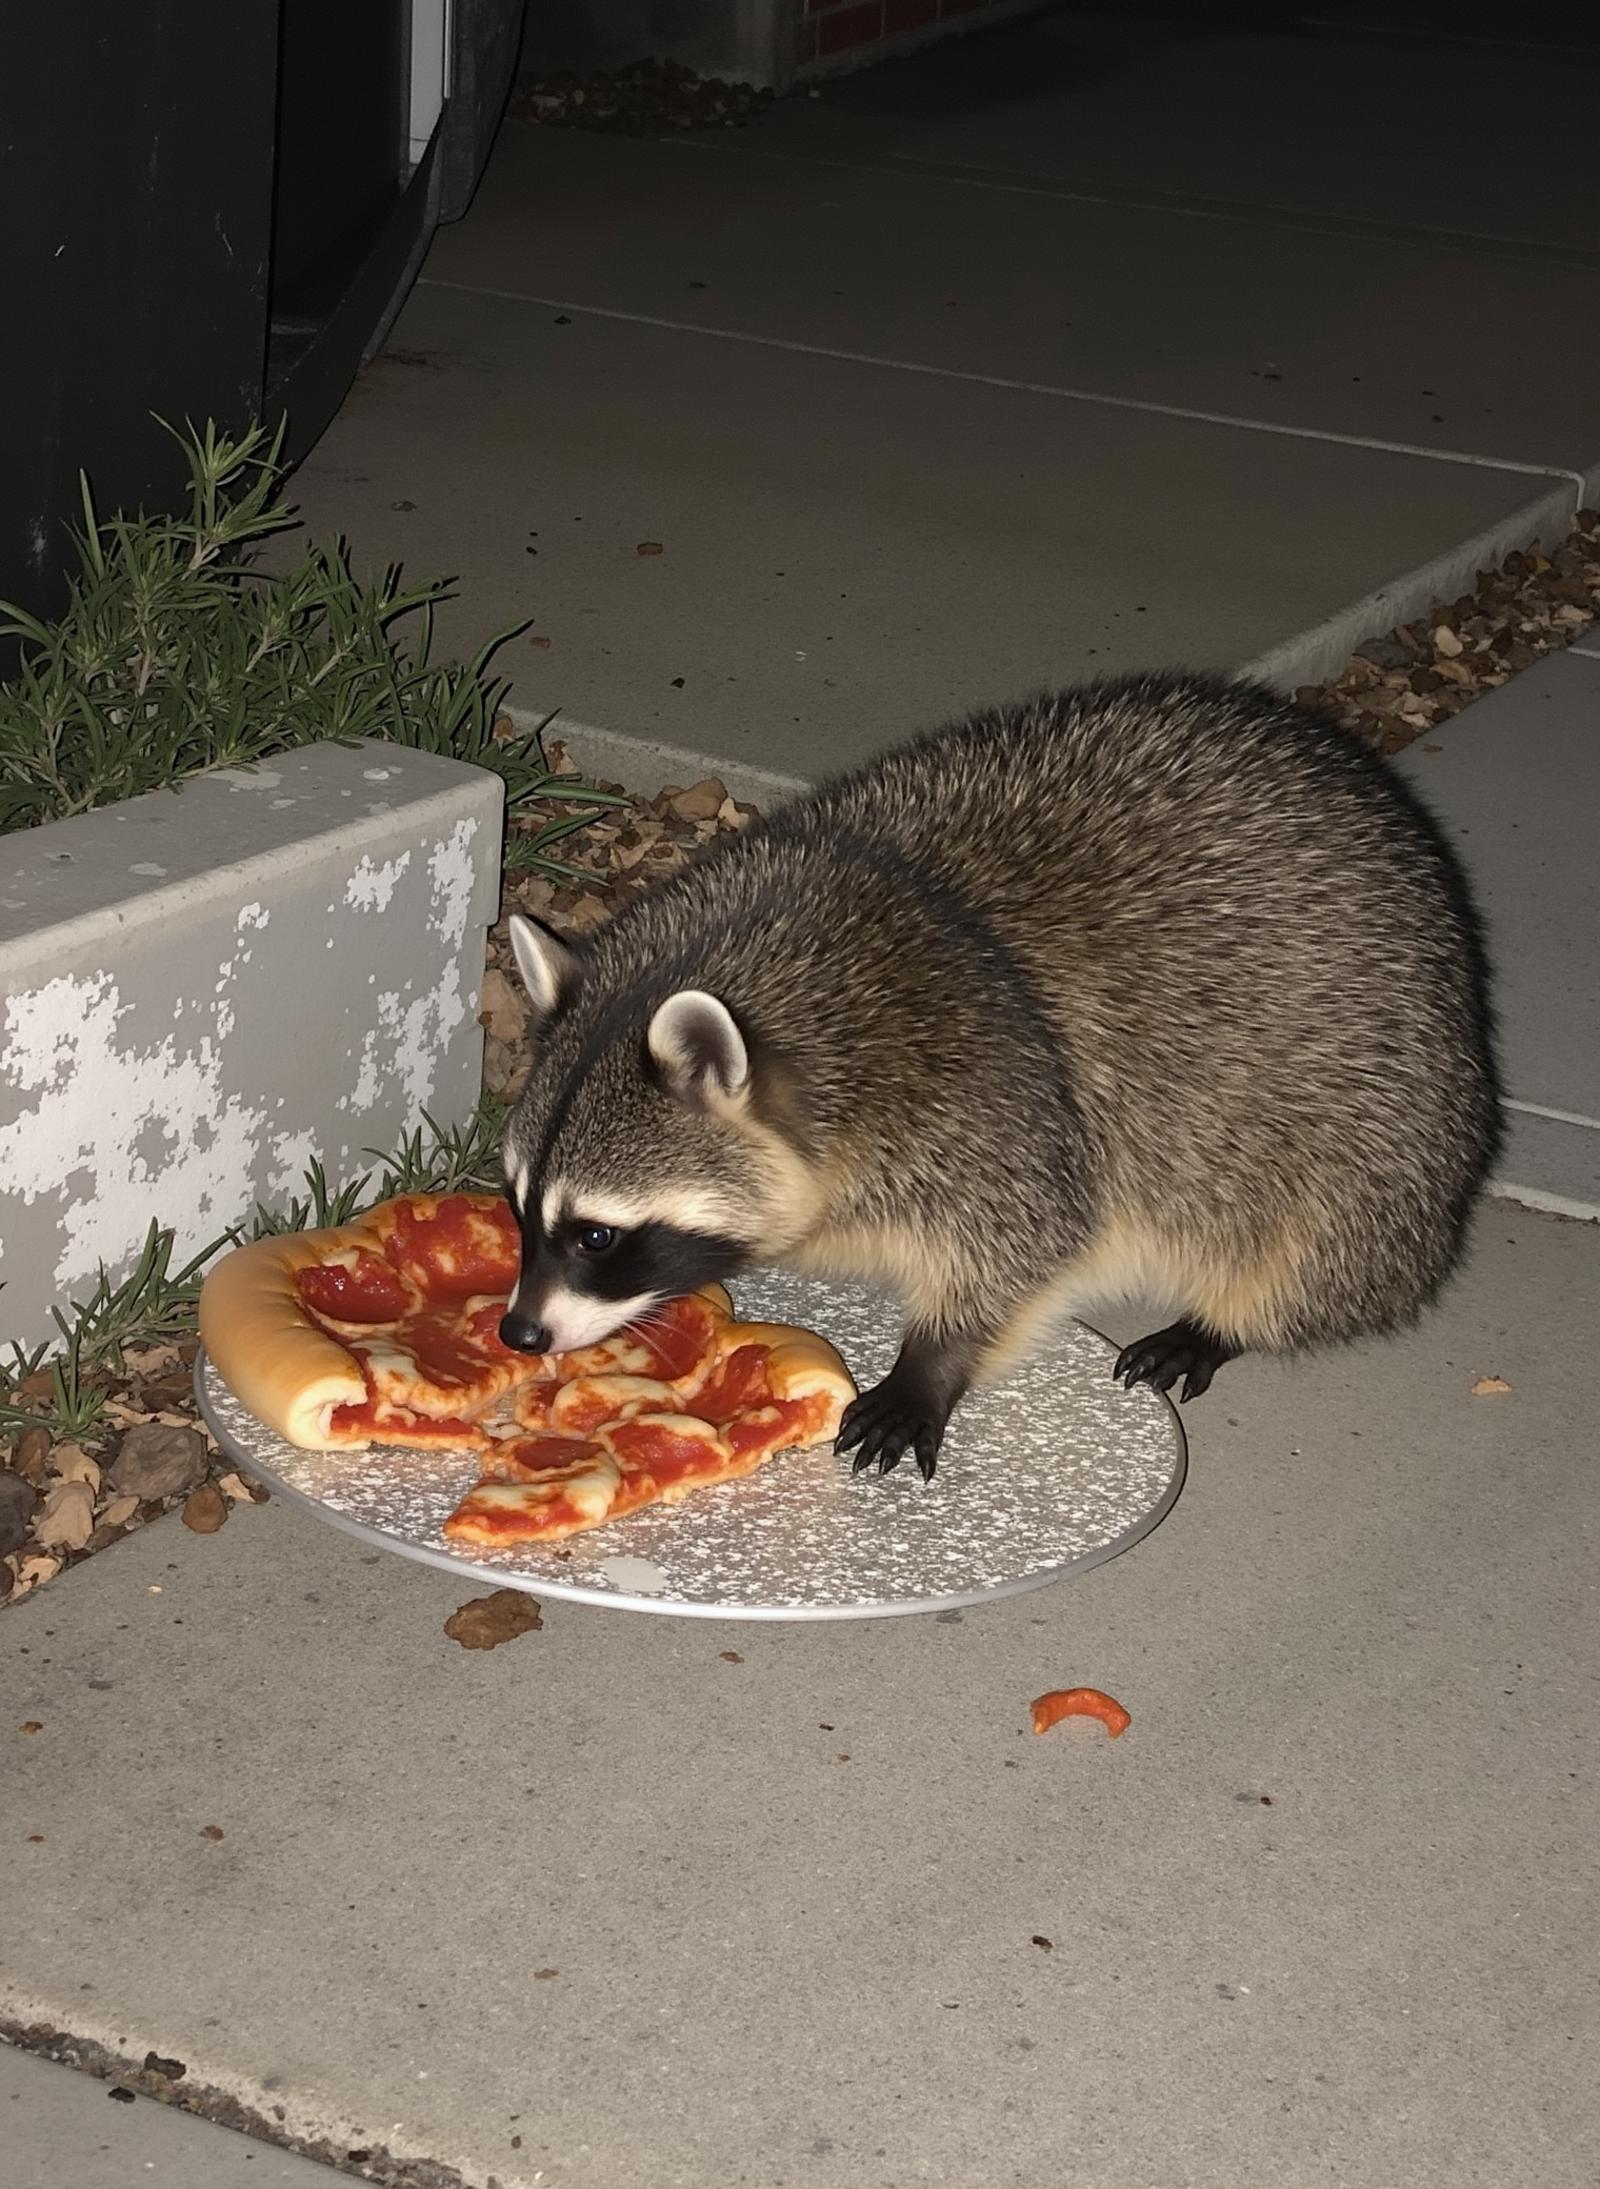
left=0, top=417, right=625, bottom=864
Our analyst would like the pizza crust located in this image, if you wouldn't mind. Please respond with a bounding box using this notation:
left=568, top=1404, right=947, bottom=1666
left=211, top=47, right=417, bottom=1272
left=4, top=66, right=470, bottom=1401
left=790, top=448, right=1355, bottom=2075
left=198, top=1215, right=386, bottom=1448
left=717, top=1320, right=856, bottom=1417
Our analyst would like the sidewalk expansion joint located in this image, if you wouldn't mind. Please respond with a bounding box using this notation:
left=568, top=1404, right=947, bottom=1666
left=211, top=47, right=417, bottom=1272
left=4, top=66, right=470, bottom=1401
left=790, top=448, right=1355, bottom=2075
left=417, top=278, right=1589, bottom=500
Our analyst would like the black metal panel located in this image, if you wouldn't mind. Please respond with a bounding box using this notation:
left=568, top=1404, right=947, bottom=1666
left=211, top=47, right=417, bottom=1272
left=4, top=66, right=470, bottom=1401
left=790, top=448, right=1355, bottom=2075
left=0, top=0, right=523, bottom=640
left=271, top=0, right=409, bottom=326
left=0, top=1, right=279, bottom=625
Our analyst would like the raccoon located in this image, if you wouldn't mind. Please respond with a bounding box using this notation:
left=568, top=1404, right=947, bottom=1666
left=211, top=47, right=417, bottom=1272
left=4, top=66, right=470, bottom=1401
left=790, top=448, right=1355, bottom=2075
left=499, top=670, right=1500, bottom=1480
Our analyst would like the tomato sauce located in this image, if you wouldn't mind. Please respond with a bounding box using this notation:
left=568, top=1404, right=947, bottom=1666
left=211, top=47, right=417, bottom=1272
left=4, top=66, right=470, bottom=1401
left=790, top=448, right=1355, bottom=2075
left=295, top=1254, right=411, bottom=1323
left=629, top=1295, right=723, bottom=1382
left=480, top=1432, right=603, bottom=1483
left=329, top=1393, right=484, bottom=1444
left=603, top=1416, right=728, bottom=1490
left=723, top=1399, right=817, bottom=1459
left=400, top=1308, right=516, bottom=1390
left=383, top=1194, right=520, bottom=1303
left=690, top=1344, right=773, bottom=1425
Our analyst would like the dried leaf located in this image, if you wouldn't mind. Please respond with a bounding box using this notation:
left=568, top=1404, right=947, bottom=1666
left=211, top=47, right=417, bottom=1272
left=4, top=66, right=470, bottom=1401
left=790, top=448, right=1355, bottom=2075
left=101, top=1400, right=155, bottom=1429
left=1471, top=1375, right=1512, bottom=1396
left=47, top=1442, right=101, bottom=1494
left=11, top=1553, right=61, bottom=1597
left=668, top=777, right=727, bottom=822
left=101, top=1494, right=141, bottom=1530
left=34, top=1478, right=95, bottom=1552
left=477, top=966, right=530, bottom=1047
left=121, top=1343, right=180, bottom=1376
left=445, top=1588, right=544, bottom=1649
left=9, top=1428, right=52, bottom=1484
left=181, top=1481, right=228, bottom=1533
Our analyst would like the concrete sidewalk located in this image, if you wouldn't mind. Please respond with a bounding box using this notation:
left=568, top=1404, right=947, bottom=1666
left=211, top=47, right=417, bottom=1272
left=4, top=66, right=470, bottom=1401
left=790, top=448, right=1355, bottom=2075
left=3, top=2045, right=346, bottom=2189
left=1400, top=648, right=1600, bottom=1216
left=5, top=1207, right=1597, bottom=2188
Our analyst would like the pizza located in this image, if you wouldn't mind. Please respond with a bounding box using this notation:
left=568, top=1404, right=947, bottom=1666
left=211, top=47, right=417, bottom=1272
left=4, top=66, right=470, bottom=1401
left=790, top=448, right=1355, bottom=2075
left=197, top=1192, right=855, bottom=1545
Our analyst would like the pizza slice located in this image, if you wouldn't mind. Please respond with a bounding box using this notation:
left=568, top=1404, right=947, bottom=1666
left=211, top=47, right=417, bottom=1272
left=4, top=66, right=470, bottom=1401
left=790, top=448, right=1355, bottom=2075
left=199, top=1192, right=857, bottom=1547
left=199, top=1193, right=528, bottom=1449
left=442, top=1320, right=856, bottom=1545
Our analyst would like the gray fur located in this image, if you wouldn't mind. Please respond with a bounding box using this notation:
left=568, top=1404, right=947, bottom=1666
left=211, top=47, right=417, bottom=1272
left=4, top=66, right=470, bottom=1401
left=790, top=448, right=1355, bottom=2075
left=504, top=670, right=1501, bottom=1395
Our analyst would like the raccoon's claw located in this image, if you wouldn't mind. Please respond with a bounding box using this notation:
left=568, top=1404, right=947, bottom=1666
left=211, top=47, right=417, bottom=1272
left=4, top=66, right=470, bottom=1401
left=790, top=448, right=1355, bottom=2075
left=1113, top=1321, right=1238, bottom=1404
left=836, top=1382, right=944, bottom=1482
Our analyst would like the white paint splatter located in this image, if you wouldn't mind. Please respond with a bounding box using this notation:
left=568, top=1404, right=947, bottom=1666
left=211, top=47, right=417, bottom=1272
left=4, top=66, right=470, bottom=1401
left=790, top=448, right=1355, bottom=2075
left=362, top=767, right=395, bottom=782
left=211, top=768, right=283, bottom=792
left=268, top=1126, right=321, bottom=1201
left=346, top=851, right=411, bottom=914
left=211, top=904, right=270, bottom=1041
left=334, top=818, right=482, bottom=1118
left=0, top=972, right=265, bottom=1288
left=346, top=1028, right=382, bottom=1116
left=429, top=820, right=479, bottom=950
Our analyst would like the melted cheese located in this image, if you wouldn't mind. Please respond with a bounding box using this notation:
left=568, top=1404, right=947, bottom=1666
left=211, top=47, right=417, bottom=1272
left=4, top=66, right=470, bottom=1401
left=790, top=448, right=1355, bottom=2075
left=468, top=1458, right=622, bottom=1524
left=549, top=1374, right=681, bottom=1431
left=353, top=1339, right=422, bottom=1391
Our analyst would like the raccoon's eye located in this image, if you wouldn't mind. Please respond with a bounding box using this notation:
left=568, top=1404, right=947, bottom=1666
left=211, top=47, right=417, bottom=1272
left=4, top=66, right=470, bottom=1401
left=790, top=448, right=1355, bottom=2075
left=573, top=1222, right=618, bottom=1257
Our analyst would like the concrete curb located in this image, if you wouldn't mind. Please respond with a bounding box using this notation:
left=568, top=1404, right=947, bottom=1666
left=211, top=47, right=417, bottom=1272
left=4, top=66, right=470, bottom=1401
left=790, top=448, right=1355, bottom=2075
left=508, top=705, right=812, bottom=803
left=1240, top=477, right=1579, bottom=692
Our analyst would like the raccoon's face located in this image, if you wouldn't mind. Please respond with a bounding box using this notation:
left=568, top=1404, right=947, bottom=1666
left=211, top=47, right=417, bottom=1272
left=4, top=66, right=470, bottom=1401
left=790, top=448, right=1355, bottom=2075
left=497, top=915, right=799, bottom=1357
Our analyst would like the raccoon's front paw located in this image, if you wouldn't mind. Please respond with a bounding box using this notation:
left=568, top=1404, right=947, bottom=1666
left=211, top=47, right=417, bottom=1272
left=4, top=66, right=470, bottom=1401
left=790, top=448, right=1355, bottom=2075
left=835, top=1375, right=945, bottom=1483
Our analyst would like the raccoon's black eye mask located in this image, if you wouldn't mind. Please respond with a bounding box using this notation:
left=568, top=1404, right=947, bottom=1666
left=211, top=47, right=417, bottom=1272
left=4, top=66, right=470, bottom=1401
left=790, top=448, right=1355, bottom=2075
left=517, top=1208, right=752, bottom=1307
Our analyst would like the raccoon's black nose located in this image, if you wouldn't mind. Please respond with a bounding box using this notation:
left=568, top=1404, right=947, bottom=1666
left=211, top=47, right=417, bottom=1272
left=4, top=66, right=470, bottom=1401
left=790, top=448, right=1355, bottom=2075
left=499, top=1310, right=551, bottom=1355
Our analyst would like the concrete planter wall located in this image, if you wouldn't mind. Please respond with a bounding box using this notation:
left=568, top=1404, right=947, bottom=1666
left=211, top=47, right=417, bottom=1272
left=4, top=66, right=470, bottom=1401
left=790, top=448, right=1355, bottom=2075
left=0, top=742, right=502, bottom=1354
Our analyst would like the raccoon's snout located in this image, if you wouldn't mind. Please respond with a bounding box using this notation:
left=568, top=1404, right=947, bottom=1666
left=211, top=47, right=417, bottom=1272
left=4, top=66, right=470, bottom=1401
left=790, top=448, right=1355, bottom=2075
left=499, top=1306, right=552, bottom=1355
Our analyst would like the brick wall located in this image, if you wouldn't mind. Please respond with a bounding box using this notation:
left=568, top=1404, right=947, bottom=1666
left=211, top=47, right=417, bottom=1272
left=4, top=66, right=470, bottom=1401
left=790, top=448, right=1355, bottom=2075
left=793, top=0, right=1040, bottom=79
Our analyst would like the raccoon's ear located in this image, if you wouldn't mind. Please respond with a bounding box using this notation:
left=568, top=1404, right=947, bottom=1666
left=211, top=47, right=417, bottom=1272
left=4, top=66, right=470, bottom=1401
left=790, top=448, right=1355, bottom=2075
left=508, top=914, right=575, bottom=1017
left=647, top=990, right=750, bottom=1108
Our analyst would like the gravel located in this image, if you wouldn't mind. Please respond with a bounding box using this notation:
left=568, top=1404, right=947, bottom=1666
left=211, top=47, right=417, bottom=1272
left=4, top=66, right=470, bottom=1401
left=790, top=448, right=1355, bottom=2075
left=109, top=1422, right=208, bottom=1503
left=2, top=1344, right=266, bottom=1605
left=508, top=56, right=774, bottom=137
left=0, top=1467, right=39, bottom=1555
left=1299, top=509, right=1600, bottom=753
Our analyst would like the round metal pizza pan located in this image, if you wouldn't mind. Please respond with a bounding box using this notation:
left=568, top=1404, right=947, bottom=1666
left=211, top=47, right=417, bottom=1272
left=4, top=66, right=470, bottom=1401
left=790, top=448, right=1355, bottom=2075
left=194, top=1269, right=1186, bottom=1622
